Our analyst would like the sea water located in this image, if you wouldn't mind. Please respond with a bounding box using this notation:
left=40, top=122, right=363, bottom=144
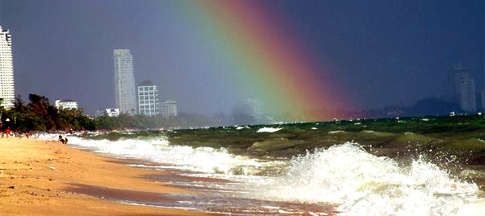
left=42, top=118, right=485, bottom=215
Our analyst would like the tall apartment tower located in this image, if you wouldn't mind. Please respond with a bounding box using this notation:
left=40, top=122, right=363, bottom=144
left=452, top=65, right=476, bottom=113
left=137, top=81, right=159, bottom=116
left=0, top=25, right=14, bottom=109
left=114, top=49, right=137, bottom=115
left=160, top=100, right=177, bottom=118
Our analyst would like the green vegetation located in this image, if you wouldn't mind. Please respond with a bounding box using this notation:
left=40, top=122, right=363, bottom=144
left=1, top=94, right=94, bottom=132
left=0, top=94, right=230, bottom=132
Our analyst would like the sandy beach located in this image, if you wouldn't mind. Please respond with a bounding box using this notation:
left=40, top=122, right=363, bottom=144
left=0, top=137, right=210, bottom=216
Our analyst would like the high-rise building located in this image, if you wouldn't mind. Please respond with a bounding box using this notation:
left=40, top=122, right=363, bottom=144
left=137, top=81, right=159, bottom=116
left=452, top=65, right=476, bottom=113
left=114, top=49, right=137, bottom=115
left=0, top=25, right=14, bottom=109
left=160, top=100, right=177, bottom=118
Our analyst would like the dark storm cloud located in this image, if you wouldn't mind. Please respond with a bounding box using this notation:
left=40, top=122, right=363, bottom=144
left=0, top=0, right=483, bottom=115
left=270, top=0, right=484, bottom=109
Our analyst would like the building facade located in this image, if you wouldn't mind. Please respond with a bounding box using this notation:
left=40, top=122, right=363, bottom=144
left=0, top=25, right=14, bottom=109
left=452, top=66, right=476, bottom=113
left=55, top=99, right=78, bottom=110
left=160, top=100, right=177, bottom=118
left=137, top=81, right=159, bottom=116
left=114, top=49, right=137, bottom=115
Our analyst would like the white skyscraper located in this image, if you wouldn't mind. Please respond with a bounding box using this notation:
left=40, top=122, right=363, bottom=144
left=114, top=49, right=137, bottom=115
left=137, top=81, right=159, bottom=116
left=0, top=25, right=14, bottom=109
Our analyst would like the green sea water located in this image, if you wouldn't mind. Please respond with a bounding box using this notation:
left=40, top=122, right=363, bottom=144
left=72, top=114, right=485, bottom=215
left=88, top=115, right=485, bottom=188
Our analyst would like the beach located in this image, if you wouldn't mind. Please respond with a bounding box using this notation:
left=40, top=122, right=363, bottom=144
left=0, top=137, right=209, bottom=216
left=2, top=117, right=483, bottom=216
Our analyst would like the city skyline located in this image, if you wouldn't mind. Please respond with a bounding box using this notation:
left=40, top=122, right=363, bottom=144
left=0, top=0, right=483, bottom=118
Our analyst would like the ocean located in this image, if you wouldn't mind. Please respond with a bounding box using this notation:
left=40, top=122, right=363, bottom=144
left=49, top=115, right=485, bottom=215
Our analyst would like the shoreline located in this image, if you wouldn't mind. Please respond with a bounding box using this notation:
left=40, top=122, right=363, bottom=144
left=0, top=137, right=210, bottom=215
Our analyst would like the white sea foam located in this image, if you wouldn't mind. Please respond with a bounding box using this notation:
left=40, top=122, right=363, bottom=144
left=249, top=142, right=484, bottom=216
left=257, top=127, right=282, bottom=133
left=58, top=135, right=277, bottom=176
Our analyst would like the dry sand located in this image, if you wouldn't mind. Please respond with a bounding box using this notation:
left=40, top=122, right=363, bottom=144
left=0, top=137, right=210, bottom=216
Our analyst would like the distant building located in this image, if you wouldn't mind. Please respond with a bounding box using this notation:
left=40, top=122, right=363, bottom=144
left=233, top=98, right=264, bottom=125
left=137, top=81, right=159, bottom=116
left=452, top=65, right=476, bottom=112
left=160, top=100, right=177, bottom=118
left=55, top=99, right=78, bottom=110
left=480, top=90, right=485, bottom=111
left=105, top=108, right=120, bottom=117
left=246, top=98, right=264, bottom=122
left=0, top=25, right=14, bottom=109
left=95, top=110, right=105, bottom=118
left=114, top=49, right=137, bottom=115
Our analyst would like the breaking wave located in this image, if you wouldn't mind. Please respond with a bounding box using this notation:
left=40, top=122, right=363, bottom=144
left=249, top=142, right=485, bottom=215
left=58, top=135, right=285, bottom=176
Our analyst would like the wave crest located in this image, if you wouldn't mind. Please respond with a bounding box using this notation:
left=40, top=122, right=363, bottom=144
left=251, top=142, right=483, bottom=215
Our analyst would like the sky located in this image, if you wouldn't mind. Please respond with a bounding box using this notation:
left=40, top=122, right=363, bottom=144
left=0, top=0, right=483, bottom=117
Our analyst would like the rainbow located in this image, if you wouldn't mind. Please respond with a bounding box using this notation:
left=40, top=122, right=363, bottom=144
left=172, top=1, right=346, bottom=121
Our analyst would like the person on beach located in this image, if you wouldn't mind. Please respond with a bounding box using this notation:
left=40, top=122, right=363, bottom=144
left=59, top=135, right=66, bottom=144
left=5, top=127, right=10, bottom=138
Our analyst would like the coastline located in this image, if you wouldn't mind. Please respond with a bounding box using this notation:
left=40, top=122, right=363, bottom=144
left=0, top=137, right=210, bottom=216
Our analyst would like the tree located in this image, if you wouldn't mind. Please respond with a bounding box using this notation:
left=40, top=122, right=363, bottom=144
left=0, top=93, right=95, bottom=132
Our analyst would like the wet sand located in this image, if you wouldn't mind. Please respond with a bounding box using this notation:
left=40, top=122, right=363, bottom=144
left=0, top=137, right=210, bottom=216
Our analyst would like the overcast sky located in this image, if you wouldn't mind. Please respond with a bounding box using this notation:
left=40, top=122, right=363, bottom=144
left=0, top=0, right=483, bottom=115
